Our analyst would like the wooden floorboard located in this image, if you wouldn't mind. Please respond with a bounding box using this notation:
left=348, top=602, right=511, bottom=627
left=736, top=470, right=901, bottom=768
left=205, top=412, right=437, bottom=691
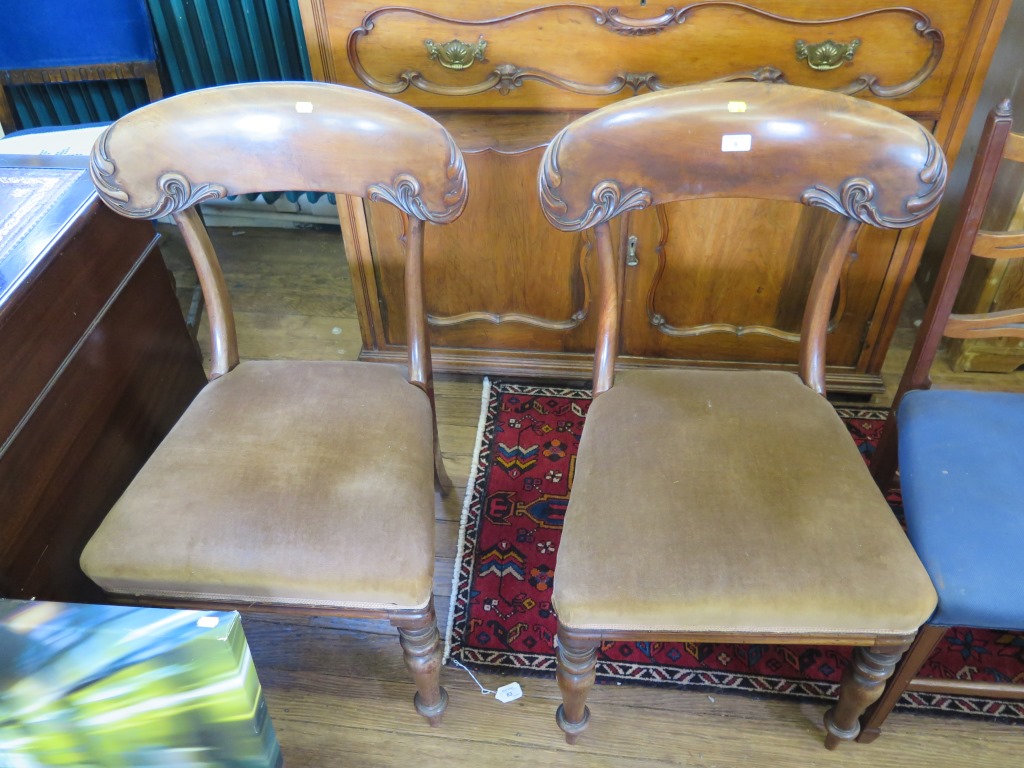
left=161, top=224, right=1024, bottom=766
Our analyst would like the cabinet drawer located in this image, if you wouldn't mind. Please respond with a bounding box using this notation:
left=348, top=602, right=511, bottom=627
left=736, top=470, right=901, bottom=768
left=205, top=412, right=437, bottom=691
left=304, top=1, right=975, bottom=114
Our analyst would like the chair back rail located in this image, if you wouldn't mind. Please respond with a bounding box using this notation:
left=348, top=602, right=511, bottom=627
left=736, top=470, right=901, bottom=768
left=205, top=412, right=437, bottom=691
left=89, top=81, right=468, bottom=379
left=870, top=100, right=1018, bottom=490
left=538, top=82, right=946, bottom=395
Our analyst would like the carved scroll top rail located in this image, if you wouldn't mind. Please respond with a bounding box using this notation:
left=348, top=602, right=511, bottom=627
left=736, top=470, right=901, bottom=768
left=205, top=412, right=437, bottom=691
left=539, top=93, right=947, bottom=233
left=90, top=127, right=227, bottom=220
left=539, top=128, right=652, bottom=231
left=90, top=124, right=468, bottom=225
left=800, top=128, right=947, bottom=229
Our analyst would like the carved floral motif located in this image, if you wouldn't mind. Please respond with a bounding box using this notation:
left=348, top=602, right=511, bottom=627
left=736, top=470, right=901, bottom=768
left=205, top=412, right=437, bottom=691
left=90, top=126, right=226, bottom=219
left=539, top=129, right=652, bottom=231
left=368, top=132, right=467, bottom=224
left=800, top=128, right=946, bottom=228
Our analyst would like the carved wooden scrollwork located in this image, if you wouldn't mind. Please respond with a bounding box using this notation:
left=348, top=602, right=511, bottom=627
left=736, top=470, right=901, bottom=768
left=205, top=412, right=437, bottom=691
left=90, top=126, right=226, bottom=219
left=348, top=4, right=944, bottom=100
left=540, top=130, right=652, bottom=231
left=643, top=205, right=807, bottom=341
left=367, top=133, right=468, bottom=224
left=801, top=128, right=946, bottom=228
left=644, top=206, right=858, bottom=342
left=428, top=234, right=592, bottom=331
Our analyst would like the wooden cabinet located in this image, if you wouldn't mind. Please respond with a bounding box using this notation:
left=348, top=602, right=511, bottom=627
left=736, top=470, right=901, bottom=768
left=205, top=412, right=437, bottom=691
left=0, top=155, right=206, bottom=602
left=298, top=0, right=1011, bottom=391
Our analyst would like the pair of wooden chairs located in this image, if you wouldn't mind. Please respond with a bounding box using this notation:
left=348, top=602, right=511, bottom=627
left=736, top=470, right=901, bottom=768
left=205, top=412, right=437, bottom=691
left=82, top=81, right=946, bottom=745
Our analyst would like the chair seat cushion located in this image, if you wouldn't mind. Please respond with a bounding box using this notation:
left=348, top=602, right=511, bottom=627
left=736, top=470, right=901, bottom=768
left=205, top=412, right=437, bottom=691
left=552, top=369, right=937, bottom=636
left=898, top=389, right=1024, bottom=629
left=81, top=360, right=436, bottom=611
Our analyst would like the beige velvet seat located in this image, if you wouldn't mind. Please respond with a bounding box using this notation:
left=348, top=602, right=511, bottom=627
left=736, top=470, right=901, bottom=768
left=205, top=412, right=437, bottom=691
left=556, top=369, right=936, bottom=637
left=536, top=82, right=944, bottom=748
left=79, top=81, right=467, bottom=725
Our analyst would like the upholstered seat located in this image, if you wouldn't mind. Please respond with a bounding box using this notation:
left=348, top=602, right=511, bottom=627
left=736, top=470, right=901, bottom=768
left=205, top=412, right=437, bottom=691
left=555, top=369, right=937, bottom=636
left=897, top=389, right=1024, bottom=629
left=81, top=360, right=435, bottom=609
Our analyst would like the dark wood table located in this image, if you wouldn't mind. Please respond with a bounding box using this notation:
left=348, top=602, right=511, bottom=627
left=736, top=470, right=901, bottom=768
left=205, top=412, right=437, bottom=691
left=0, top=154, right=206, bottom=602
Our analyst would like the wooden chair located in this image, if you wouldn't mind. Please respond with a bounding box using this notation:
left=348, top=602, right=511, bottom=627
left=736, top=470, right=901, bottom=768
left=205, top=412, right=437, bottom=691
left=537, top=82, right=946, bottom=748
left=0, top=0, right=162, bottom=134
left=859, top=100, right=1024, bottom=741
left=80, top=81, right=467, bottom=724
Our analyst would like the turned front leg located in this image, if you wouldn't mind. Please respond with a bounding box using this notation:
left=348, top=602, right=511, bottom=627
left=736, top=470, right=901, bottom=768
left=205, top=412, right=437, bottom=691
left=395, top=610, right=448, bottom=726
left=824, top=646, right=906, bottom=749
left=556, top=627, right=598, bottom=745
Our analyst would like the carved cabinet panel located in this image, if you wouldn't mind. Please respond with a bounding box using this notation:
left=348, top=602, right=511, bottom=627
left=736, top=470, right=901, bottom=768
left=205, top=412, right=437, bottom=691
left=300, top=0, right=1011, bottom=390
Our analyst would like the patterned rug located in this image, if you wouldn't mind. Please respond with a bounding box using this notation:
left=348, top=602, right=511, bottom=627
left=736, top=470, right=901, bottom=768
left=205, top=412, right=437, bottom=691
left=445, top=379, right=1024, bottom=722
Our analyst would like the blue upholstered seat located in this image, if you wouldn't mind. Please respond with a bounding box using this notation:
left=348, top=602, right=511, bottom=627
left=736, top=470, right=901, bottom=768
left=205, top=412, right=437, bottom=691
left=898, top=388, right=1024, bottom=629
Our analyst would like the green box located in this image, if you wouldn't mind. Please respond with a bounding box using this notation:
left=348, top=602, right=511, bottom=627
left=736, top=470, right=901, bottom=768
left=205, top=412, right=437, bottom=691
left=0, top=599, right=281, bottom=767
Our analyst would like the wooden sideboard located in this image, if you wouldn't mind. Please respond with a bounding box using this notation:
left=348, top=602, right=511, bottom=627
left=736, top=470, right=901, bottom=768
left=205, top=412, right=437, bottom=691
left=297, top=0, right=1011, bottom=391
left=0, top=155, right=206, bottom=602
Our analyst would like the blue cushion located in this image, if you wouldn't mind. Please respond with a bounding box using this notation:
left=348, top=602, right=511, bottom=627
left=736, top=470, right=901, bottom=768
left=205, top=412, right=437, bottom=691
left=0, top=0, right=156, bottom=70
left=898, top=389, right=1024, bottom=629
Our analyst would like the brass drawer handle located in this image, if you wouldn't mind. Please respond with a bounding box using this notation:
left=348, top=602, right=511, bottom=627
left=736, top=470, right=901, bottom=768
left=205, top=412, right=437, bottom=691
left=424, top=36, right=487, bottom=70
left=795, top=38, right=861, bottom=71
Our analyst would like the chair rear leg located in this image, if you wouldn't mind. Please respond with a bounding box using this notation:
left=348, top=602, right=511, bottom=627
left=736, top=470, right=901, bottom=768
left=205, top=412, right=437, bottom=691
left=556, top=625, right=598, bottom=744
left=857, top=624, right=946, bottom=742
left=394, top=604, right=448, bottom=726
left=824, top=644, right=909, bottom=749
left=433, top=437, right=452, bottom=496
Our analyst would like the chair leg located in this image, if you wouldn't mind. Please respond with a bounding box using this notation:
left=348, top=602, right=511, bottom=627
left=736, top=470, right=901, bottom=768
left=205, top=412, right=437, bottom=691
left=857, top=624, right=946, bottom=743
left=433, top=436, right=452, bottom=496
left=823, top=645, right=908, bottom=749
left=555, top=626, right=598, bottom=745
left=394, top=605, right=448, bottom=726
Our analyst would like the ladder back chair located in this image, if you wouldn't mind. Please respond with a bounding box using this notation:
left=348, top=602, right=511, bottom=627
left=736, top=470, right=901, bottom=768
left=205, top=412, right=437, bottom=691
left=537, top=82, right=946, bottom=748
left=81, top=82, right=467, bottom=725
left=861, top=100, right=1024, bottom=741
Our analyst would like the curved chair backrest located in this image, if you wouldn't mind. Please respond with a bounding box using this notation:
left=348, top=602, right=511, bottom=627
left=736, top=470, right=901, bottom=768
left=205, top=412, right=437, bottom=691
left=91, top=81, right=467, bottom=224
left=539, top=82, right=943, bottom=232
left=537, top=82, right=947, bottom=395
left=89, top=82, right=467, bottom=381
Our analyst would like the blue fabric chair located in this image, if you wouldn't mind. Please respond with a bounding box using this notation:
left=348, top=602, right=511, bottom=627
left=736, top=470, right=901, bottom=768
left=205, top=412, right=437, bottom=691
left=860, top=100, right=1024, bottom=740
left=0, top=0, right=161, bottom=133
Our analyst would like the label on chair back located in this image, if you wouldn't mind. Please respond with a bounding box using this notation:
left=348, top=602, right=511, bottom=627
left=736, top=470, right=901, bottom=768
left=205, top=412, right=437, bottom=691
left=722, top=134, right=752, bottom=152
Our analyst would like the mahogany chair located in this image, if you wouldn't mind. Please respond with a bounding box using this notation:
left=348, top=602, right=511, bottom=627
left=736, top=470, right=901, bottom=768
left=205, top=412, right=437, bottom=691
left=80, top=82, right=467, bottom=724
left=859, top=101, right=1024, bottom=741
left=537, top=82, right=945, bottom=748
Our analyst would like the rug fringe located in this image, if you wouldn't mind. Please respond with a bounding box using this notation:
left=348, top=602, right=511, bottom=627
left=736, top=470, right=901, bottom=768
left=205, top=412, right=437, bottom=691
left=443, top=376, right=492, bottom=663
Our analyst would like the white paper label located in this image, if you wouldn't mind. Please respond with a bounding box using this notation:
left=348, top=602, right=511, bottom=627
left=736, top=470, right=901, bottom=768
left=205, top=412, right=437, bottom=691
left=295, top=101, right=314, bottom=113
left=495, top=682, right=523, bottom=703
left=721, top=134, right=752, bottom=152
left=196, top=616, right=220, bottom=628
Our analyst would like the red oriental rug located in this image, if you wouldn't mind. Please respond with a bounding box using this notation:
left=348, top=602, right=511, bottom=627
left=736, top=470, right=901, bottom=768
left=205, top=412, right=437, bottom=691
left=444, top=379, right=1024, bottom=722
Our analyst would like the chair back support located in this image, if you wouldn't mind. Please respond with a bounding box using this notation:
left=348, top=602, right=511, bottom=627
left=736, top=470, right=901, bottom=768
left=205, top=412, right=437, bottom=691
left=871, top=100, right=1022, bottom=489
left=538, top=82, right=947, bottom=395
left=90, top=81, right=467, bottom=223
left=933, top=108, right=1024, bottom=348
left=89, top=82, right=467, bottom=381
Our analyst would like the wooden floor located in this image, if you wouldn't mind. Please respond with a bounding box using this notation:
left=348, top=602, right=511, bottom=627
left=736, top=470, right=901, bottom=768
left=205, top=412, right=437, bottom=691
left=162, top=223, right=1023, bottom=767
